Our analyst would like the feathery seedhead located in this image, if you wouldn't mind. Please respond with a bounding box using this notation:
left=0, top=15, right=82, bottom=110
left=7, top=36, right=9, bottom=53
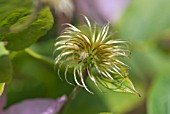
left=54, top=16, right=140, bottom=96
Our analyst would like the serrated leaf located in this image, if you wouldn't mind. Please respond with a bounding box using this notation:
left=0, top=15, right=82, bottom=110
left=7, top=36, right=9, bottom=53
left=0, top=83, right=5, bottom=96
left=0, top=42, right=13, bottom=83
left=0, top=7, right=53, bottom=51
left=148, top=74, right=170, bottom=114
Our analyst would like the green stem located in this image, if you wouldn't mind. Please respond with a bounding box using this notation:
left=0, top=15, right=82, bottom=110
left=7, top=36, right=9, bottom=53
left=24, top=48, right=54, bottom=66
left=58, top=85, right=82, bottom=114
left=58, top=69, right=88, bottom=114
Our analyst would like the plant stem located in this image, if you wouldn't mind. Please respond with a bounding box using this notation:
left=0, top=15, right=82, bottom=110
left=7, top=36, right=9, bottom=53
left=58, top=69, right=88, bottom=114
left=58, top=85, right=82, bottom=114
left=24, top=48, right=54, bottom=66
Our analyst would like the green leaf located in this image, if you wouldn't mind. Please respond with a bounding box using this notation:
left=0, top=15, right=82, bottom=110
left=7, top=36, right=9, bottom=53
left=0, top=7, right=53, bottom=51
left=0, top=0, right=32, bottom=41
left=97, top=75, right=140, bottom=96
left=148, top=74, right=170, bottom=114
left=0, top=42, right=13, bottom=83
left=0, top=83, right=5, bottom=96
left=114, top=76, right=140, bottom=96
left=0, top=0, right=32, bottom=19
left=118, top=0, right=170, bottom=42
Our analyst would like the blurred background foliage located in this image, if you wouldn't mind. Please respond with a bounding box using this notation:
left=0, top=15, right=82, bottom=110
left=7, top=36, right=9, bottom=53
left=0, top=0, right=170, bottom=114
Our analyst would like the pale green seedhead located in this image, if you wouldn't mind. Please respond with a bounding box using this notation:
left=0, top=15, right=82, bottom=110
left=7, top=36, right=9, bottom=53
left=54, top=16, right=140, bottom=96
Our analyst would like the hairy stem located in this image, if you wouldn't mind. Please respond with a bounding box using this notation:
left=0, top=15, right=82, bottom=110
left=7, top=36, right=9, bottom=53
left=58, top=69, right=88, bottom=114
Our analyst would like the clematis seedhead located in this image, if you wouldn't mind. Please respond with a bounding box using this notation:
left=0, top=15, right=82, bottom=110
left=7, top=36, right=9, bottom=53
left=54, top=16, right=140, bottom=96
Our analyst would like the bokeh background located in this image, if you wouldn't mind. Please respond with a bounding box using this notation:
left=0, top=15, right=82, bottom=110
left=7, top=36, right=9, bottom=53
left=1, top=0, right=170, bottom=114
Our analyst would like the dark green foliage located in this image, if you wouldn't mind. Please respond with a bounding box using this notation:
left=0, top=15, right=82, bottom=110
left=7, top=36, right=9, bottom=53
left=0, top=7, right=53, bottom=50
left=0, top=43, right=12, bottom=83
left=0, top=55, right=12, bottom=83
left=0, top=8, right=31, bottom=40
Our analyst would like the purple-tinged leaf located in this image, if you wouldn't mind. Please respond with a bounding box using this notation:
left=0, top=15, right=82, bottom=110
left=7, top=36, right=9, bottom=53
left=3, top=95, right=67, bottom=114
